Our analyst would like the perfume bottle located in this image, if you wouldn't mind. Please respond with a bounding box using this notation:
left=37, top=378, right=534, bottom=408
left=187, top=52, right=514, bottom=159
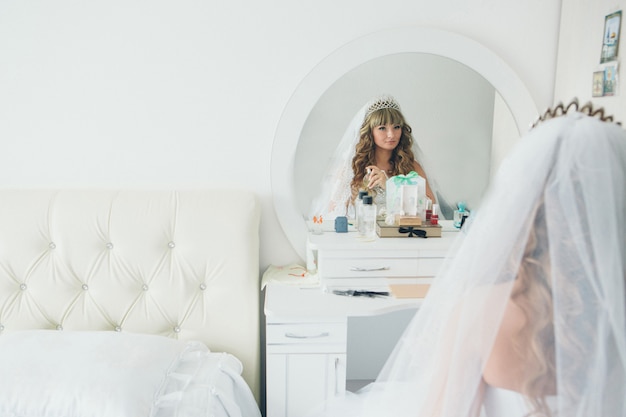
left=430, top=203, right=439, bottom=225
left=356, top=190, right=368, bottom=233
left=425, top=198, right=433, bottom=221
left=364, top=168, right=386, bottom=216
left=453, top=202, right=467, bottom=228
left=359, top=195, right=377, bottom=240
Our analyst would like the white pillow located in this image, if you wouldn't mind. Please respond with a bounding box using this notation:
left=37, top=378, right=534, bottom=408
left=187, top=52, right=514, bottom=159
left=0, top=330, right=208, bottom=417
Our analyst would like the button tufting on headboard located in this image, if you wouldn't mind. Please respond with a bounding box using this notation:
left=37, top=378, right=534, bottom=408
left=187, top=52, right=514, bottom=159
left=0, top=189, right=261, bottom=400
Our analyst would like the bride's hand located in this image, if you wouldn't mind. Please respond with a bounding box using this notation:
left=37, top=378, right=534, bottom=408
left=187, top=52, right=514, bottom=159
left=366, top=166, right=388, bottom=190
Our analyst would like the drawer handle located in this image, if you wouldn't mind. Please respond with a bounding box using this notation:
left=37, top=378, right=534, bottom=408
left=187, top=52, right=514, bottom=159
left=284, top=331, right=330, bottom=339
left=349, top=266, right=390, bottom=272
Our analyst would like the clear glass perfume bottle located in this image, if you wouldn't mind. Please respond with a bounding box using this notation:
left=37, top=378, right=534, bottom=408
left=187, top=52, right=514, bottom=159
left=360, top=195, right=377, bottom=240
left=356, top=190, right=368, bottom=233
left=363, top=168, right=386, bottom=216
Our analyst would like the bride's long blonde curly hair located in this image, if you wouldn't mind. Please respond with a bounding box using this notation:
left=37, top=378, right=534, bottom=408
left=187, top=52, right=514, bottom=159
left=349, top=107, right=417, bottom=202
left=512, top=203, right=558, bottom=417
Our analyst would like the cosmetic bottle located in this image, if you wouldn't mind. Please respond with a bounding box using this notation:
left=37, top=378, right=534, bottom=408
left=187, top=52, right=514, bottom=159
left=425, top=198, right=433, bottom=221
left=360, top=195, right=377, bottom=240
left=416, top=175, right=426, bottom=217
left=430, top=203, right=439, bottom=225
left=356, top=190, right=368, bottom=233
left=373, top=186, right=386, bottom=216
left=453, top=202, right=467, bottom=228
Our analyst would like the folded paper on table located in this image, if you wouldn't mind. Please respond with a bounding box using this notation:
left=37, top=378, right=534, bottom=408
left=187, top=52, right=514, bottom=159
left=261, top=264, right=319, bottom=289
left=389, top=283, right=431, bottom=298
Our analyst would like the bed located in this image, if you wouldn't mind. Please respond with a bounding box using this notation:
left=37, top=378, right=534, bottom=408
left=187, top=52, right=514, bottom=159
left=0, top=189, right=261, bottom=417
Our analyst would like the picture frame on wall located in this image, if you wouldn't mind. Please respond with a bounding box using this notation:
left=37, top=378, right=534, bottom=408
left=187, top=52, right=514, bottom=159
left=600, top=10, right=622, bottom=63
left=603, top=64, right=618, bottom=96
left=592, top=71, right=605, bottom=97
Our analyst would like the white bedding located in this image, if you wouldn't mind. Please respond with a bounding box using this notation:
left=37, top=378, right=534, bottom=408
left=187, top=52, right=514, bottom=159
left=0, top=330, right=261, bottom=417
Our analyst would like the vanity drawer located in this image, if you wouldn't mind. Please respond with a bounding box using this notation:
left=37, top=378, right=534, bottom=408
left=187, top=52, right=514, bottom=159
left=318, top=255, right=443, bottom=278
left=319, top=256, right=418, bottom=277
left=418, top=257, right=445, bottom=276
left=267, top=322, right=347, bottom=346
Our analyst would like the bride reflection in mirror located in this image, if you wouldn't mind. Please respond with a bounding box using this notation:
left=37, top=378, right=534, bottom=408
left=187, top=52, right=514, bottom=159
left=309, top=94, right=439, bottom=221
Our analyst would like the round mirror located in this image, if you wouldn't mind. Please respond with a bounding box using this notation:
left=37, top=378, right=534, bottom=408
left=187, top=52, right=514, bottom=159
left=297, top=52, right=501, bottom=221
left=272, top=27, right=538, bottom=260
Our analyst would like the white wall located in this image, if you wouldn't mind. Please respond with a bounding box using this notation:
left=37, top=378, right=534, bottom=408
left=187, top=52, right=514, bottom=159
left=555, top=0, right=626, bottom=123
left=0, top=0, right=563, bottom=269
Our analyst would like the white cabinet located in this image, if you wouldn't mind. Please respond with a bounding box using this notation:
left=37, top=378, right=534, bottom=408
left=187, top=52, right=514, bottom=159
left=265, top=319, right=347, bottom=417
left=267, top=353, right=345, bottom=416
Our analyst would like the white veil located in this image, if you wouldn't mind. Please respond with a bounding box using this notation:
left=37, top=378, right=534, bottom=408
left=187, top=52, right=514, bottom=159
left=308, top=95, right=440, bottom=220
left=310, top=111, right=626, bottom=417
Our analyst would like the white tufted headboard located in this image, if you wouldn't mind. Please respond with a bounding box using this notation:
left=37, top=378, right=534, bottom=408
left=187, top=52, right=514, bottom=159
left=0, top=189, right=261, bottom=400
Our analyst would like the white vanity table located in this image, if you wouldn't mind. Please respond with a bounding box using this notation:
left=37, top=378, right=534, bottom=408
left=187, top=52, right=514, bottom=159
left=264, top=222, right=459, bottom=417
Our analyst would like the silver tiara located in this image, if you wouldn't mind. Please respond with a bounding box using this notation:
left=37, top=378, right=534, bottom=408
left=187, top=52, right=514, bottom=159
left=530, top=98, right=621, bottom=129
left=365, top=95, right=401, bottom=117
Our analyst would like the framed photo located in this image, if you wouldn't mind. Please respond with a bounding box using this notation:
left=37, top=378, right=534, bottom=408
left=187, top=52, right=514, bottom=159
left=603, top=64, right=618, bottom=96
left=592, top=71, right=605, bottom=96
left=600, top=11, right=622, bottom=63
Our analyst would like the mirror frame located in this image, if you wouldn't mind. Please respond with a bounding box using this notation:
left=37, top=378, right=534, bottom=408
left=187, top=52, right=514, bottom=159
left=272, top=27, right=538, bottom=260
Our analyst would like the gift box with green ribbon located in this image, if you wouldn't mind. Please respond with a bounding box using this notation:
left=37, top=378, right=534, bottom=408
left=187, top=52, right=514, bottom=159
left=385, top=171, right=426, bottom=218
